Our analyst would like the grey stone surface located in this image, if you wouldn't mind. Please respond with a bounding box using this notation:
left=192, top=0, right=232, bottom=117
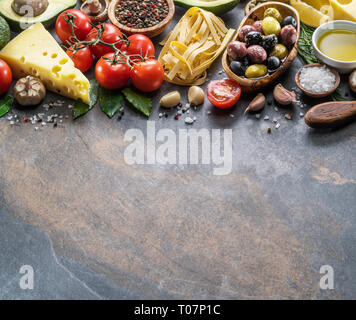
left=0, top=1, right=355, bottom=300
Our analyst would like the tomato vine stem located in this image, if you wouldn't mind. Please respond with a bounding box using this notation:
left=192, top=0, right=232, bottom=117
left=63, top=13, right=148, bottom=68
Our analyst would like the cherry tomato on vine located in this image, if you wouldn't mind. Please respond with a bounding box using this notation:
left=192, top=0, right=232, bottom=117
left=206, top=79, right=241, bottom=109
left=88, top=23, right=123, bottom=59
left=121, top=34, right=155, bottom=62
left=56, top=9, right=92, bottom=44
left=130, top=59, right=164, bottom=92
left=66, top=45, right=93, bottom=73
left=95, top=53, right=130, bottom=90
left=0, top=59, right=12, bottom=95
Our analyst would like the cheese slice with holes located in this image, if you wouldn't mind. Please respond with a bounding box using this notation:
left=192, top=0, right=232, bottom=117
left=329, top=0, right=356, bottom=22
left=0, top=23, right=90, bottom=104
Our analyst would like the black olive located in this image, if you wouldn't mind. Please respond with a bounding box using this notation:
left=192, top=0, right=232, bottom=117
left=230, top=61, right=245, bottom=76
left=245, top=31, right=263, bottom=46
left=281, top=16, right=297, bottom=28
left=267, top=56, right=281, bottom=72
left=240, top=56, right=250, bottom=66
left=262, top=34, right=278, bottom=52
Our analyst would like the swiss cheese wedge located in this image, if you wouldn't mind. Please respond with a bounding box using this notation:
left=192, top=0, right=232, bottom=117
left=0, top=22, right=90, bottom=104
left=329, top=0, right=356, bottom=22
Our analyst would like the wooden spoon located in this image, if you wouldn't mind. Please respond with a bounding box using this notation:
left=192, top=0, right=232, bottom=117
left=305, top=101, right=356, bottom=128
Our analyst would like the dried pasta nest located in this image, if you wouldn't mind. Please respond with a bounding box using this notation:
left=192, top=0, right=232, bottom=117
left=158, top=7, right=235, bottom=86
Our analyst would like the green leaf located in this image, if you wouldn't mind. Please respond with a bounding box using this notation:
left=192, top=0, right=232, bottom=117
left=98, top=86, right=124, bottom=118
left=332, top=88, right=348, bottom=101
left=0, top=96, right=13, bottom=118
left=122, top=88, right=152, bottom=117
left=72, top=79, right=99, bottom=120
left=89, top=79, right=99, bottom=108
left=73, top=99, right=91, bottom=120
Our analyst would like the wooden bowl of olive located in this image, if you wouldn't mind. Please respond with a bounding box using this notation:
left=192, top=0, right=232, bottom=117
left=222, top=2, right=300, bottom=93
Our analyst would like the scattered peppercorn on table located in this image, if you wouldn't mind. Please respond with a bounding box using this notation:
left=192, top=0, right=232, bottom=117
left=0, top=0, right=355, bottom=300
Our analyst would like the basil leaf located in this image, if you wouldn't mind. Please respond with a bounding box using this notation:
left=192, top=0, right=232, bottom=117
left=0, top=96, right=13, bottom=118
left=73, top=79, right=99, bottom=120
left=73, top=99, right=90, bottom=120
left=99, top=86, right=124, bottom=118
left=89, top=79, right=99, bottom=108
left=122, top=88, right=152, bottom=118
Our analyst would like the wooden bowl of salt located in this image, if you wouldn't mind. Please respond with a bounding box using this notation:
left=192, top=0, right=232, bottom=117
left=295, top=63, right=340, bottom=98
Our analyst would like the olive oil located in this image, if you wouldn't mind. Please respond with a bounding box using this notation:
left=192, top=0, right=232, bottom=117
left=317, top=29, right=356, bottom=61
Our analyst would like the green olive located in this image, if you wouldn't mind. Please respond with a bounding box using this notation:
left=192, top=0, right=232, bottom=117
left=264, top=8, right=283, bottom=23
left=262, top=16, right=281, bottom=36
left=245, top=64, right=268, bottom=78
left=270, top=44, right=288, bottom=60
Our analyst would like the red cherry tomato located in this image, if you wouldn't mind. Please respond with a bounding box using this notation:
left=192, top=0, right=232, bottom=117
left=66, top=45, right=93, bottom=73
left=95, top=53, right=130, bottom=90
left=55, top=9, right=92, bottom=44
left=206, top=79, right=241, bottom=109
left=121, top=34, right=155, bottom=62
left=0, top=59, right=12, bottom=95
left=130, top=59, right=164, bottom=92
left=88, top=23, right=123, bottom=59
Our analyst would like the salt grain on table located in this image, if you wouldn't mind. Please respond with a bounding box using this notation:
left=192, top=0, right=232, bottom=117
left=185, top=117, right=194, bottom=124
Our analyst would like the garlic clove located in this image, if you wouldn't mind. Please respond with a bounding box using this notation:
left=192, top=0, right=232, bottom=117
left=16, top=83, right=25, bottom=91
left=160, top=91, right=181, bottom=108
left=245, top=93, right=265, bottom=114
left=188, top=86, right=205, bottom=106
left=273, top=83, right=296, bottom=106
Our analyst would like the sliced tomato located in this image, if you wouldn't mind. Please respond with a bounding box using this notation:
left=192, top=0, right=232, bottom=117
left=206, top=79, right=241, bottom=109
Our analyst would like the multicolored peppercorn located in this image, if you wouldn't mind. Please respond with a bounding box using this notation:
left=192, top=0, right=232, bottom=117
left=115, top=0, right=169, bottom=29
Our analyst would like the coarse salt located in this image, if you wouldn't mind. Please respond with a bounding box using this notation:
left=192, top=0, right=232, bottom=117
left=299, top=66, right=335, bottom=93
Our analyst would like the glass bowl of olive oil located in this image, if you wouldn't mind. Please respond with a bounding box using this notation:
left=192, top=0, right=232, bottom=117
left=312, top=20, right=356, bottom=74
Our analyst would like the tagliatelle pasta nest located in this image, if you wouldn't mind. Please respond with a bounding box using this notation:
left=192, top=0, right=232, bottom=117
left=158, top=7, right=235, bottom=86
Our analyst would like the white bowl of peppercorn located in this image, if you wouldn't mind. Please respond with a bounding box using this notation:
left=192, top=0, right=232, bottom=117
left=108, top=0, right=175, bottom=38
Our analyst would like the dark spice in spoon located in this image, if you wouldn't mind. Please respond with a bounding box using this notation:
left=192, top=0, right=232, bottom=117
left=115, top=0, right=169, bottom=29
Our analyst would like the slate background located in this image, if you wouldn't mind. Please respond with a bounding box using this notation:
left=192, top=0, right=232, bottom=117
left=0, top=0, right=355, bottom=300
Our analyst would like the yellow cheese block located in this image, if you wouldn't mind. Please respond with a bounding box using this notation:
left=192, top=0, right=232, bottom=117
left=290, top=0, right=332, bottom=26
left=329, top=0, right=356, bottom=22
left=0, top=23, right=90, bottom=104
left=302, top=0, right=329, bottom=10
